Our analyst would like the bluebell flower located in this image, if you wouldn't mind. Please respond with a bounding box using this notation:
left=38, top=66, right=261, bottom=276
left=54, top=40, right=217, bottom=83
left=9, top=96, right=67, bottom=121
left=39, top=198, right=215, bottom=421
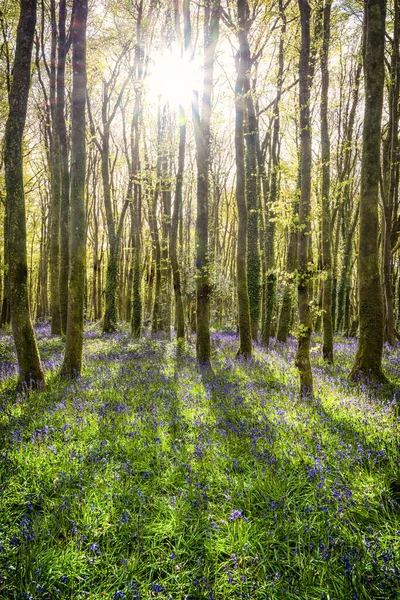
left=229, top=509, right=243, bottom=521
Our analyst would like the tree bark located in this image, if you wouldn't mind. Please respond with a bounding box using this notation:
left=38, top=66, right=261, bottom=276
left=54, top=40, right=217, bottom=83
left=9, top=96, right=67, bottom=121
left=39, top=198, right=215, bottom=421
left=170, top=104, right=186, bottom=343
left=49, top=0, right=61, bottom=335
left=262, top=0, right=286, bottom=347
left=245, top=70, right=260, bottom=343
left=295, top=0, right=314, bottom=398
left=57, top=0, right=70, bottom=334
left=60, top=0, right=87, bottom=378
left=350, top=0, right=387, bottom=383
left=235, top=0, right=252, bottom=358
left=192, top=0, right=220, bottom=369
left=4, top=0, right=44, bottom=387
left=320, top=0, right=333, bottom=362
left=0, top=210, right=11, bottom=327
left=382, top=0, right=399, bottom=346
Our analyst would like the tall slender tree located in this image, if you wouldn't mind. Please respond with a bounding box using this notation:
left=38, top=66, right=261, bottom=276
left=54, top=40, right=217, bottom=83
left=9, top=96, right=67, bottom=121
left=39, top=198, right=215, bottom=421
left=192, top=0, right=220, bottom=368
left=296, top=0, right=314, bottom=397
left=170, top=102, right=186, bottom=343
left=235, top=0, right=252, bottom=358
left=262, top=0, right=286, bottom=347
left=320, top=0, right=333, bottom=363
left=382, top=0, right=399, bottom=346
left=57, top=0, right=70, bottom=334
left=60, top=0, right=87, bottom=378
left=4, top=0, right=44, bottom=387
left=350, top=0, right=387, bottom=382
left=49, top=0, right=61, bottom=335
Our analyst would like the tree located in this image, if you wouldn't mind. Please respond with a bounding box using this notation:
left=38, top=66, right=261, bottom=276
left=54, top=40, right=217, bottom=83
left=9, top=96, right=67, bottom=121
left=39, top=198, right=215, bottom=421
left=60, top=0, right=87, bottom=378
left=350, top=0, right=387, bottom=382
left=4, top=0, right=44, bottom=387
left=49, top=0, right=61, bottom=335
left=295, top=0, right=314, bottom=397
left=235, top=0, right=252, bottom=358
left=382, top=0, right=399, bottom=346
left=335, top=54, right=362, bottom=335
left=192, top=0, right=220, bottom=369
left=57, top=0, right=70, bottom=334
left=262, top=0, right=286, bottom=348
left=87, top=52, right=130, bottom=334
left=170, top=99, right=186, bottom=343
left=320, top=0, right=333, bottom=362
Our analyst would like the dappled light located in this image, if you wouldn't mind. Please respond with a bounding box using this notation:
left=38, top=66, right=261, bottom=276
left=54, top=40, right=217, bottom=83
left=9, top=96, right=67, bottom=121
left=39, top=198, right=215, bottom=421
left=1, top=0, right=399, bottom=598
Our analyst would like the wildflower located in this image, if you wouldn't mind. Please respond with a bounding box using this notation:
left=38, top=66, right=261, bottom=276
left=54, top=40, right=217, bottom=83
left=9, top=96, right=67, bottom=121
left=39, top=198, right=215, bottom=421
left=229, top=509, right=243, bottom=521
left=118, top=512, right=130, bottom=524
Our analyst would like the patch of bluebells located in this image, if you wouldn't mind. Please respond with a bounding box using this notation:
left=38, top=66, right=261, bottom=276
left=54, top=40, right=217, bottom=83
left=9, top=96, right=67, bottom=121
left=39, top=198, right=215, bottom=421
left=0, top=327, right=400, bottom=598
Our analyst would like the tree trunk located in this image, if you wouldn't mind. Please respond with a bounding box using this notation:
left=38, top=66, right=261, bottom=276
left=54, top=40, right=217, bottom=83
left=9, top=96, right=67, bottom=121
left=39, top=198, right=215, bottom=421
left=170, top=104, right=186, bottom=343
left=130, top=2, right=144, bottom=338
left=382, top=0, right=399, bottom=346
left=192, top=0, right=220, bottom=369
left=60, top=0, right=87, bottom=378
left=49, top=0, right=61, bottom=335
left=277, top=220, right=297, bottom=342
left=350, top=0, right=386, bottom=383
left=151, top=111, right=163, bottom=335
left=245, top=78, right=260, bottom=342
left=0, top=210, right=11, bottom=327
left=160, top=110, right=172, bottom=338
left=262, top=2, right=286, bottom=347
left=101, top=121, right=118, bottom=333
left=57, top=0, right=70, bottom=334
left=295, top=0, right=314, bottom=398
left=4, top=0, right=44, bottom=387
left=235, top=0, right=252, bottom=358
left=320, top=0, right=333, bottom=362
left=336, top=204, right=359, bottom=333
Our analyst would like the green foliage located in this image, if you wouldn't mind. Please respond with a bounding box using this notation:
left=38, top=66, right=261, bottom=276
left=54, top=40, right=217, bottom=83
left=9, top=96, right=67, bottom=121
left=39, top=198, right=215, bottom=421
left=0, top=327, right=399, bottom=598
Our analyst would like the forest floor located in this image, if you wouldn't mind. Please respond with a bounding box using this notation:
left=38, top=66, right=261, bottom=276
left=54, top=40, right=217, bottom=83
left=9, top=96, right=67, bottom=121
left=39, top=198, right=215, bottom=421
left=0, top=324, right=400, bottom=600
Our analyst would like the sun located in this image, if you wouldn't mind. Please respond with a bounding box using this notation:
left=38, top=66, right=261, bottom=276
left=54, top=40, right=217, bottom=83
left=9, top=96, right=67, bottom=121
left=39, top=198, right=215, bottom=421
left=147, top=49, right=200, bottom=106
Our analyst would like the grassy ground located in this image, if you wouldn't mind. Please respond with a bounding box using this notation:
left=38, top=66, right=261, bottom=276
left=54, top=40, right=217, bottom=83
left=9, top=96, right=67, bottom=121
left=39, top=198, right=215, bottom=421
left=0, top=324, right=399, bottom=599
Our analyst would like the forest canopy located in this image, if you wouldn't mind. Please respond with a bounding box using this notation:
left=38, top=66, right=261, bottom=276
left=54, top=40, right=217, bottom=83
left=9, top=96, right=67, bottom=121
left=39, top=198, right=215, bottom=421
left=1, top=0, right=397, bottom=392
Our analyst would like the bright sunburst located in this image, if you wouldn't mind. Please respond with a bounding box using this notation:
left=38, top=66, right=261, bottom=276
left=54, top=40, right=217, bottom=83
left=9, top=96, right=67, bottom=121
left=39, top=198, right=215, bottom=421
left=147, top=50, right=200, bottom=106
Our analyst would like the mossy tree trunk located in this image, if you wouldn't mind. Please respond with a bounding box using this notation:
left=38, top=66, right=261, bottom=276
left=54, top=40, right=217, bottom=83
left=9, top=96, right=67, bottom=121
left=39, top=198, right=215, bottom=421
left=235, top=0, right=252, bottom=358
left=4, top=0, right=44, bottom=387
left=320, top=0, right=333, bottom=363
left=350, top=0, right=386, bottom=383
left=245, top=72, right=260, bottom=343
left=295, top=0, right=314, bottom=398
left=60, top=0, right=87, bottom=379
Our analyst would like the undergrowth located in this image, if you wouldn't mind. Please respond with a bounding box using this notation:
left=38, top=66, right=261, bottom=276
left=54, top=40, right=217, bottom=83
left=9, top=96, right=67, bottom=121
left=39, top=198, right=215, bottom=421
left=0, top=324, right=399, bottom=599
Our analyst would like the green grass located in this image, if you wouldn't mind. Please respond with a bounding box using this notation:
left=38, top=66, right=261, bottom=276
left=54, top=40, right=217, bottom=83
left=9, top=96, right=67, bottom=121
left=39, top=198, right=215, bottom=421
left=0, top=325, right=399, bottom=599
